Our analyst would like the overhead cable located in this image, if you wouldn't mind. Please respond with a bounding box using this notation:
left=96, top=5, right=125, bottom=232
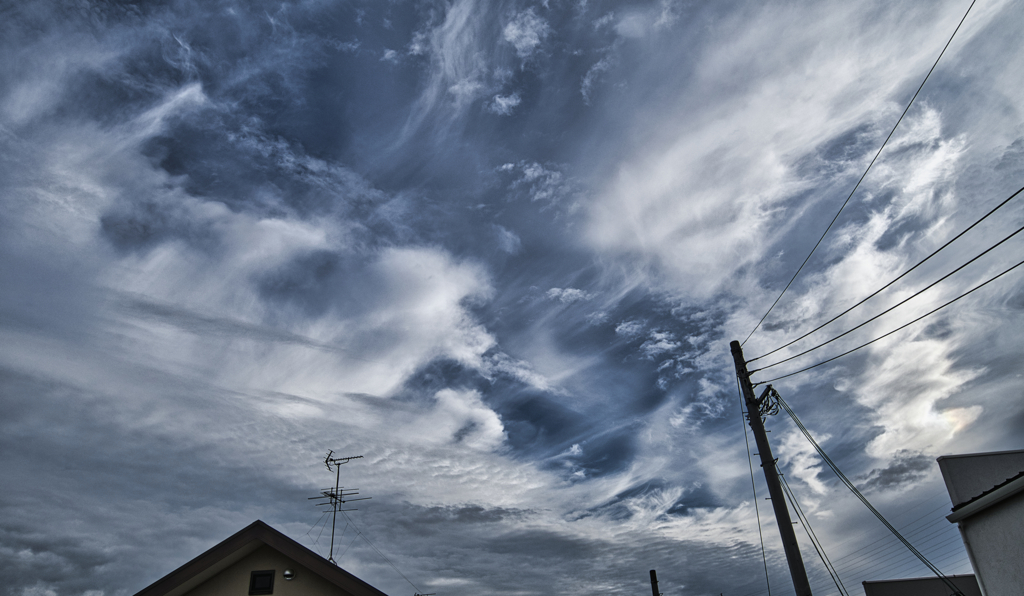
left=751, top=221, right=1024, bottom=373
left=742, top=0, right=978, bottom=346
left=778, top=471, right=849, bottom=596
left=771, top=389, right=965, bottom=595
left=770, top=393, right=962, bottom=596
left=834, top=499, right=948, bottom=562
left=750, top=184, right=1024, bottom=362
left=832, top=499, right=951, bottom=566
left=857, top=538, right=966, bottom=583
left=835, top=515, right=953, bottom=573
left=754, top=256, right=1024, bottom=385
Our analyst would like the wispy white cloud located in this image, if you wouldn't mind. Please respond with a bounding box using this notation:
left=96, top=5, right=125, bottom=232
left=546, top=287, right=592, bottom=303
left=499, top=160, right=572, bottom=205
left=401, top=0, right=493, bottom=134
left=502, top=8, right=549, bottom=60
left=492, top=224, right=522, bottom=253
left=583, top=2, right=1005, bottom=303
left=580, top=56, right=611, bottom=104
left=487, top=92, right=521, bottom=115
left=2, top=1, right=1021, bottom=595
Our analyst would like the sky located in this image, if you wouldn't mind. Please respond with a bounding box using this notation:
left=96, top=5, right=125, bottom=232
left=2, top=1, right=1023, bottom=595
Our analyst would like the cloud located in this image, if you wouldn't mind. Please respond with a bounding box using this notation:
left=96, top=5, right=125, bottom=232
left=614, top=2, right=679, bottom=39
left=503, top=8, right=549, bottom=60
left=546, top=287, right=593, bottom=303
left=493, top=224, right=522, bottom=254
left=780, top=427, right=831, bottom=495
left=401, top=0, right=495, bottom=135
left=838, top=338, right=983, bottom=459
left=639, top=330, right=680, bottom=359
left=409, top=388, right=507, bottom=451
left=614, top=319, right=644, bottom=338
left=485, top=352, right=552, bottom=390
left=859, top=450, right=934, bottom=491
left=500, top=161, right=572, bottom=205
left=582, top=3, right=1000, bottom=302
left=1, top=2, right=1021, bottom=595
left=580, top=56, right=611, bottom=104
left=487, top=92, right=521, bottom=115
left=18, top=584, right=58, bottom=596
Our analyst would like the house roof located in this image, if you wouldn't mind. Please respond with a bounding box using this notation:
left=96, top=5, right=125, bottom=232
left=133, top=520, right=389, bottom=596
left=951, top=469, right=1024, bottom=513
left=862, top=574, right=981, bottom=596
left=947, top=470, right=1024, bottom=523
left=936, top=449, right=1024, bottom=505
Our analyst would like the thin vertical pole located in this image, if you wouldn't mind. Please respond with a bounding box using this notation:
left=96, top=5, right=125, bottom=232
left=329, top=462, right=340, bottom=563
left=731, top=340, right=812, bottom=596
left=649, top=569, right=660, bottom=596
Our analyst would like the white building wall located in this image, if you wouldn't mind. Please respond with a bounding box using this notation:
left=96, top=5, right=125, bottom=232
left=956, top=496, right=1024, bottom=596
left=938, top=450, right=1024, bottom=596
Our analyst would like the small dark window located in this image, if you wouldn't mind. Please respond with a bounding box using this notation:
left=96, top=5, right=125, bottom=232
left=249, top=570, right=275, bottom=595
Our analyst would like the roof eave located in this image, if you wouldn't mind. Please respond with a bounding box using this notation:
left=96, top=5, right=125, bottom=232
left=947, top=474, right=1024, bottom=523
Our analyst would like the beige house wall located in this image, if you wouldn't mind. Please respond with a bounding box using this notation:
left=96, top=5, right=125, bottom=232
left=187, top=545, right=351, bottom=596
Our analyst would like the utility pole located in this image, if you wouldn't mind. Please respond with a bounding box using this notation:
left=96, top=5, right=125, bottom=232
left=649, top=569, right=661, bottom=596
left=731, top=340, right=812, bottom=596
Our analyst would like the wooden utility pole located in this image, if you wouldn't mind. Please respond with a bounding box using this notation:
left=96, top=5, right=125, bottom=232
left=730, top=340, right=812, bottom=596
left=649, top=569, right=660, bottom=596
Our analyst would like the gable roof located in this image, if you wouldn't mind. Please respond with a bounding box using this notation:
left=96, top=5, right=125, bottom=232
left=134, top=520, right=389, bottom=596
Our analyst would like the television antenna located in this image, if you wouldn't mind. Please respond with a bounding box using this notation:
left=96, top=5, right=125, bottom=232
left=309, top=450, right=369, bottom=564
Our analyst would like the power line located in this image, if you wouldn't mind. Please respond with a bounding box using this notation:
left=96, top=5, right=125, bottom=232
left=835, top=521, right=955, bottom=573
left=831, top=498, right=950, bottom=566
left=750, top=185, right=1024, bottom=362
left=778, top=471, right=849, bottom=596
left=838, top=532, right=961, bottom=576
left=754, top=255, right=1024, bottom=385
left=857, top=537, right=966, bottom=581
left=770, top=389, right=965, bottom=596
left=743, top=0, right=977, bottom=346
left=832, top=499, right=951, bottom=566
left=751, top=220, right=1024, bottom=373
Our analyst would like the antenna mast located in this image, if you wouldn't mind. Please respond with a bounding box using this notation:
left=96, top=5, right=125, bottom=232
left=309, top=450, right=369, bottom=564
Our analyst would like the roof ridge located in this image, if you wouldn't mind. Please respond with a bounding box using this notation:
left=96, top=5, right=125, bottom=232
left=133, top=520, right=390, bottom=596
